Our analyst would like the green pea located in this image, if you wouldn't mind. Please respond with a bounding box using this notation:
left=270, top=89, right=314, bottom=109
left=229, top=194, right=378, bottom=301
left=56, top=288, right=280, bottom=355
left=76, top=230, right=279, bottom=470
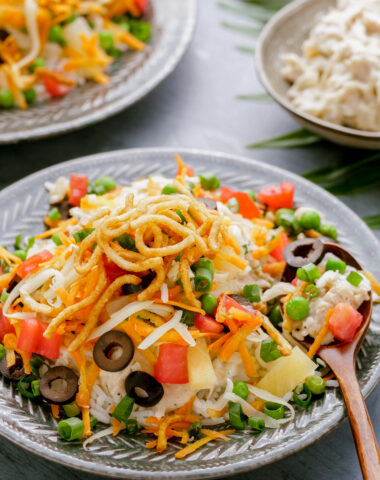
left=94, top=176, right=117, bottom=192
left=0, top=89, right=14, bottom=108
left=129, top=20, right=151, bottom=42
left=268, top=304, right=283, bottom=327
left=24, top=88, right=37, bottom=104
left=99, top=30, right=114, bottom=51
left=300, top=210, right=321, bottom=230
left=285, top=296, right=309, bottom=321
left=200, top=293, right=217, bottom=315
left=243, top=189, right=256, bottom=201
left=275, top=209, right=300, bottom=234
left=28, top=57, right=45, bottom=73
left=232, top=381, right=249, bottom=400
left=161, top=185, right=177, bottom=195
left=0, top=344, right=5, bottom=361
left=48, top=25, right=65, bottom=45
left=319, top=223, right=338, bottom=241
left=306, top=375, right=326, bottom=395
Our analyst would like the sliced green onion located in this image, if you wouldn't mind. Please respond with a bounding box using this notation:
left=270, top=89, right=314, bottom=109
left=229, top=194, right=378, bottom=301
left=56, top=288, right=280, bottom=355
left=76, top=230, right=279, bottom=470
left=306, top=375, right=326, bottom=395
left=286, top=296, right=309, bottom=321
left=200, top=293, right=217, bottom=315
left=30, top=356, right=49, bottom=378
left=268, top=304, right=282, bottom=327
left=243, top=284, right=260, bottom=303
left=326, top=256, right=346, bottom=274
left=275, top=209, right=300, bottom=234
left=63, top=403, right=81, bottom=418
left=161, top=185, right=177, bottom=195
left=115, top=232, right=137, bottom=251
left=125, top=418, right=138, bottom=434
left=0, top=290, right=8, bottom=303
left=0, top=344, right=5, bottom=361
left=260, top=338, right=282, bottom=362
left=319, top=223, right=338, bottom=241
left=47, top=207, right=62, bottom=222
left=107, top=47, right=122, bottom=58
left=52, top=233, right=63, bottom=246
left=346, top=271, right=363, bottom=287
left=188, top=421, right=202, bottom=438
left=296, top=263, right=321, bottom=282
left=90, top=415, right=98, bottom=428
left=248, top=416, right=265, bottom=432
left=227, top=197, right=240, bottom=213
left=0, top=88, right=14, bottom=108
left=58, top=417, right=85, bottom=441
left=305, top=284, right=319, bottom=299
left=263, top=402, right=284, bottom=420
left=199, top=173, right=220, bottom=191
left=17, top=376, right=40, bottom=399
left=232, top=381, right=249, bottom=400
left=14, top=233, right=23, bottom=250
left=193, top=257, right=214, bottom=292
left=24, top=88, right=37, bottom=104
left=228, top=401, right=246, bottom=430
left=242, top=244, right=248, bottom=255
left=112, top=395, right=134, bottom=423
left=73, top=228, right=95, bottom=243
left=48, top=25, right=65, bottom=45
left=31, top=379, right=41, bottom=397
left=293, top=383, right=312, bottom=408
left=63, top=13, right=77, bottom=24
left=180, top=310, right=195, bottom=326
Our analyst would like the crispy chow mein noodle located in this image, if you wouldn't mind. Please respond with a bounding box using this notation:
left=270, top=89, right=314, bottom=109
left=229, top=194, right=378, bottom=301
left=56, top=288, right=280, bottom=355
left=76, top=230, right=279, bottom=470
left=0, top=155, right=378, bottom=458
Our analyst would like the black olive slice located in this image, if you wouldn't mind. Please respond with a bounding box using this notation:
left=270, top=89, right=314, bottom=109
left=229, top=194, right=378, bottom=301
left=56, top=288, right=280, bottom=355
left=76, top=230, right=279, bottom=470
left=39, top=366, right=78, bottom=405
left=282, top=238, right=324, bottom=282
left=198, top=197, right=217, bottom=210
left=125, top=371, right=164, bottom=407
left=93, top=331, right=134, bottom=372
left=122, top=271, right=156, bottom=296
left=229, top=294, right=255, bottom=313
left=0, top=352, right=24, bottom=380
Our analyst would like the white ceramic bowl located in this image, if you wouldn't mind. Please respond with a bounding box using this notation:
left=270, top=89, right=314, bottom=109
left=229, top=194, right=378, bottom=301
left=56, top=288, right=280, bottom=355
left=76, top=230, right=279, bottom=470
left=255, top=0, right=380, bottom=149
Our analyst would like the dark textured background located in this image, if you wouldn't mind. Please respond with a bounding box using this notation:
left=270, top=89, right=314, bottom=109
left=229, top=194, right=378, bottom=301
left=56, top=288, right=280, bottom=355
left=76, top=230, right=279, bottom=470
left=0, top=2, right=379, bottom=479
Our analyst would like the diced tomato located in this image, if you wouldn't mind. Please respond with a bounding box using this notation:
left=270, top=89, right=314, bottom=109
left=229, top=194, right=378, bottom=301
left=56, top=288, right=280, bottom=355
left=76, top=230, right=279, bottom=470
left=37, top=323, right=62, bottom=359
left=154, top=343, right=189, bottom=384
left=17, top=317, right=42, bottom=353
left=216, top=293, right=254, bottom=324
left=17, top=318, right=61, bottom=359
left=0, top=307, right=14, bottom=341
left=43, top=75, right=72, bottom=98
left=220, top=186, right=236, bottom=203
left=328, top=303, right=363, bottom=343
left=220, top=187, right=261, bottom=219
left=134, top=0, right=150, bottom=13
left=18, top=250, right=53, bottom=279
left=104, top=257, right=127, bottom=283
left=194, top=314, right=224, bottom=334
left=69, top=174, right=89, bottom=207
left=270, top=233, right=290, bottom=261
left=257, top=181, right=295, bottom=210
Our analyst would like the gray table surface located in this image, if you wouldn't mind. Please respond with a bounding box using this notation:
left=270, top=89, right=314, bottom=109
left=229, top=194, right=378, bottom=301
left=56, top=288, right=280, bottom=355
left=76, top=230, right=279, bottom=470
left=0, top=1, right=379, bottom=479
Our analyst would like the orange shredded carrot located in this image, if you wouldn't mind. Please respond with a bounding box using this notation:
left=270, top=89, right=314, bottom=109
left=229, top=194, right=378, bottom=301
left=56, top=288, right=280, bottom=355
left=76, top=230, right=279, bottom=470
left=51, top=404, right=60, bottom=419
left=219, top=323, right=258, bottom=362
left=225, top=236, right=241, bottom=255
left=323, top=372, right=336, bottom=382
left=71, top=348, right=90, bottom=407
left=307, top=309, right=333, bottom=359
left=201, top=429, right=234, bottom=441
left=224, top=317, right=238, bottom=333
left=146, top=440, right=157, bottom=449
left=123, top=321, right=156, bottom=364
left=252, top=234, right=283, bottom=260
left=238, top=341, right=257, bottom=377
left=249, top=400, right=264, bottom=411
left=192, top=184, right=202, bottom=198
left=305, top=229, right=323, bottom=238
left=206, top=406, right=228, bottom=418
left=175, top=436, right=213, bottom=458
left=176, top=395, right=196, bottom=415
left=208, top=332, right=232, bottom=352
left=82, top=407, right=92, bottom=437
left=20, top=351, right=32, bottom=375
left=225, top=254, right=248, bottom=270
left=157, top=414, right=199, bottom=453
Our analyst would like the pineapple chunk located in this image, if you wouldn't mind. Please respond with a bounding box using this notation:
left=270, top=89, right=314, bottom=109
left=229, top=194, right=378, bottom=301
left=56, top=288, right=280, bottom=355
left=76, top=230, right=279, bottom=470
left=257, top=346, right=317, bottom=397
left=187, top=339, right=217, bottom=390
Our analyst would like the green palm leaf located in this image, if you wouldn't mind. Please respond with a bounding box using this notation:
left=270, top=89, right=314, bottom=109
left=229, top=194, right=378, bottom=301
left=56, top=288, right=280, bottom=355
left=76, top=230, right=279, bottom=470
left=363, top=215, right=380, bottom=230
left=247, top=128, right=322, bottom=148
left=236, top=92, right=271, bottom=100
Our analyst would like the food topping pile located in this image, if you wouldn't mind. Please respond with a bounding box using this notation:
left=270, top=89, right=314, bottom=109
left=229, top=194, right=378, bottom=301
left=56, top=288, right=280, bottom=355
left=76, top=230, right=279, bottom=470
left=0, top=156, right=378, bottom=459
left=0, top=0, right=150, bottom=109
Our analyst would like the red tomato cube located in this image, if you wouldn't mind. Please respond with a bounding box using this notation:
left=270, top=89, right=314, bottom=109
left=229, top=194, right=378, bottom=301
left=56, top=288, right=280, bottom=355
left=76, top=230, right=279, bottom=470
left=17, top=317, right=43, bottom=353
left=194, top=314, right=224, bottom=334
left=154, top=343, right=189, bottom=384
left=328, top=303, right=363, bottom=343
left=69, top=174, right=89, bottom=207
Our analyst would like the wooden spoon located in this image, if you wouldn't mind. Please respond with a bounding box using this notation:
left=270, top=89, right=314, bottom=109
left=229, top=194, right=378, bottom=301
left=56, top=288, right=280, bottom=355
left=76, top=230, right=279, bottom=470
left=283, top=242, right=380, bottom=479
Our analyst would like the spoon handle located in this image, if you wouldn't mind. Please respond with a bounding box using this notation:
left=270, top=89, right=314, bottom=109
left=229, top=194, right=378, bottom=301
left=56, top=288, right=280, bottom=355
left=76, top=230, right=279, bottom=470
left=335, top=364, right=380, bottom=479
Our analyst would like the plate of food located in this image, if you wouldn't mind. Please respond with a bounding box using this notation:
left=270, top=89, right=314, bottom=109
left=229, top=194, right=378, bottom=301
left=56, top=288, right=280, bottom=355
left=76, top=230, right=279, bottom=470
left=0, top=0, right=196, bottom=144
left=255, top=0, right=380, bottom=149
left=0, top=148, right=379, bottom=479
